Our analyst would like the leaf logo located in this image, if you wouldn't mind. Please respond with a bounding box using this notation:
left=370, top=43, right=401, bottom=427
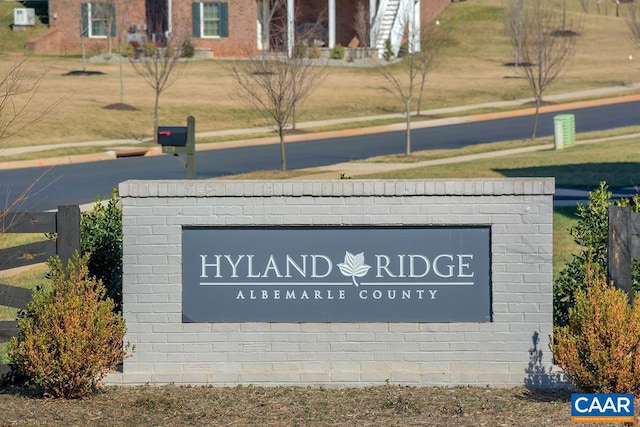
left=337, top=251, right=371, bottom=287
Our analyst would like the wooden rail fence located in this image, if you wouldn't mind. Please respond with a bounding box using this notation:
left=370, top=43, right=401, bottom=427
left=608, top=205, right=640, bottom=298
left=0, top=205, right=80, bottom=347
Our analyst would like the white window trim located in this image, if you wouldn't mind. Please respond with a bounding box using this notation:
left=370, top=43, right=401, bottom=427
left=88, top=2, right=108, bottom=39
left=200, top=2, right=221, bottom=39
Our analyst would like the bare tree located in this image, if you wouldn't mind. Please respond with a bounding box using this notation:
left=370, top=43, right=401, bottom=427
left=226, top=3, right=326, bottom=171
left=1, top=59, right=57, bottom=220
left=0, top=59, right=58, bottom=146
left=130, top=30, right=188, bottom=142
left=113, top=1, right=134, bottom=105
left=514, top=0, right=580, bottom=139
left=379, top=54, right=418, bottom=156
left=504, top=0, right=525, bottom=76
left=226, top=55, right=325, bottom=171
left=415, top=21, right=447, bottom=116
left=379, top=13, right=431, bottom=157
left=626, top=1, right=640, bottom=48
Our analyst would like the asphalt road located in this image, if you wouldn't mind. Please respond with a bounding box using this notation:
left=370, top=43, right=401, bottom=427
left=1, top=100, right=639, bottom=211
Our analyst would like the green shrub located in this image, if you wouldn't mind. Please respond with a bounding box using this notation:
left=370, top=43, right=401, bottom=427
left=308, top=44, right=322, bottom=59
left=164, top=45, right=176, bottom=58
left=294, top=41, right=307, bottom=59
left=143, top=42, right=157, bottom=57
left=118, top=43, right=135, bottom=58
left=81, top=189, right=122, bottom=311
left=8, top=252, right=128, bottom=399
left=553, top=182, right=640, bottom=327
left=552, top=255, right=640, bottom=393
left=181, top=39, right=195, bottom=58
left=383, top=39, right=393, bottom=61
left=331, top=43, right=345, bottom=60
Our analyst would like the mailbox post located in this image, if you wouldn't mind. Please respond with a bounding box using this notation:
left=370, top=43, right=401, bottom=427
left=157, top=116, right=196, bottom=179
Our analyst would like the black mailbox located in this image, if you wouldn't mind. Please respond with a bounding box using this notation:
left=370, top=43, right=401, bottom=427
left=157, top=116, right=196, bottom=179
left=158, top=126, right=187, bottom=146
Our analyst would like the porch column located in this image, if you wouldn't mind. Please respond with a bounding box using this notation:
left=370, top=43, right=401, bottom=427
left=409, top=0, right=421, bottom=53
left=369, top=0, right=377, bottom=48
left=328, top=0, right=336, bottom=49
left=287, top=0, right=294, bottom=57
left=167, top=0, right=173, bottom=35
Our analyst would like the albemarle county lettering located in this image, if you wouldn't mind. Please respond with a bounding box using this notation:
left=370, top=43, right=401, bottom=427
left=234, top=288, right=439, bottom=300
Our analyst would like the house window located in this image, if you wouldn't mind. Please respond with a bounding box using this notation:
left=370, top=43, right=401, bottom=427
left=81, top=2, right=116, bottom=38
left=192, top=2, right=228, bottom=38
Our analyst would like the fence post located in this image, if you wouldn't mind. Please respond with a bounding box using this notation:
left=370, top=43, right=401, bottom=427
left=56, top=205, right=81, bottom=265
left=608, top=205, right=640, bottom=300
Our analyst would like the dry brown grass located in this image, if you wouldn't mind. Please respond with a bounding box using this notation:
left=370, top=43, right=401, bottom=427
left=2, top=0, right=639, bottom=150
left=0, top=384, right=633, bottom=427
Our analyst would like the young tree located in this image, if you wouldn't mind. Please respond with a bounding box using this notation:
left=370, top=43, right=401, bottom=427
left=512, top=0, right=580, bottom=139
left=378, top=12, right=427, bottom=157
left=227, top=3, right=325, bottom=171
left=114, top=1, right=134, bottom=105
left=379, top=54, right=418, bottom=156
left=130, top=28, right=188, bottom=142
left=226, top=54, right=325, bottom=171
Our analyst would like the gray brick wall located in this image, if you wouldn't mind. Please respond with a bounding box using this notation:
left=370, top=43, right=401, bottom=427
left=109, top=178, right=560, bottom=387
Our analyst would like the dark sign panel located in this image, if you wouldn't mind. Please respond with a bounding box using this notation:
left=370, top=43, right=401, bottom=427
left=182, top=226, right=491, bottom=322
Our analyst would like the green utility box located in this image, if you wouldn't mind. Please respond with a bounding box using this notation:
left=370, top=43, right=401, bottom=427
left=553, top=114, right=575, bottom=150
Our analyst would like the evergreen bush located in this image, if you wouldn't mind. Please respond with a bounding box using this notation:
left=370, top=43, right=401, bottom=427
left=81, top=189, right=122, bottom=311
left=308, top=44, right=322, bottom=59
left=181, top=40, right=195, bottom=58
left=8, top=253, right=128, bottom=398
left=383, top=39, right=393, bottom=61
left=143, top=42, right=157, bottom=57
left=331, top=43, right=345, bottom=60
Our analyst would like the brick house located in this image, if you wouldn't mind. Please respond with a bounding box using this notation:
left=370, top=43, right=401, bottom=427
left=27, top=0, right=450, bottom=57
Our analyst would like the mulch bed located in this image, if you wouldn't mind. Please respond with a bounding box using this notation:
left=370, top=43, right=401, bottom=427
left=0, top=384, right=628, bottom=426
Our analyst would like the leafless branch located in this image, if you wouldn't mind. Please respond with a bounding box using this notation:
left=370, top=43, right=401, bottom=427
left=415, top=22, right=447, bottom=115
left=626, top=2, right=640, bottom=49
left=510, top=0, right=580, bottom=139
left=130, top=30, right=188, bottom=141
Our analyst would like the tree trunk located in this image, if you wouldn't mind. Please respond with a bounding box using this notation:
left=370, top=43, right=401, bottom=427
left=531, top=97, right=541, bottom=140
left=405, top=99, right=412, bottom=155
left=154, top=92, right=160, bottom=143
left=417, top=79, right=426, bottom=116
left=292, top=75, right=297, bottom=131
left=81, top=38, right=87, bottom=72
left=118, top=47, right=125, bottom=104
left=279, top=126, right=287, bottom=171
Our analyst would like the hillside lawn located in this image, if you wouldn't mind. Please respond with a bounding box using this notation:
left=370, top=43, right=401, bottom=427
left=0, top=0, right=639, bottom=151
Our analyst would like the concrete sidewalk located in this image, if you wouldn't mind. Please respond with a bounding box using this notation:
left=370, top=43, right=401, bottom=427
left=1, top=83, right=640, bottom=177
